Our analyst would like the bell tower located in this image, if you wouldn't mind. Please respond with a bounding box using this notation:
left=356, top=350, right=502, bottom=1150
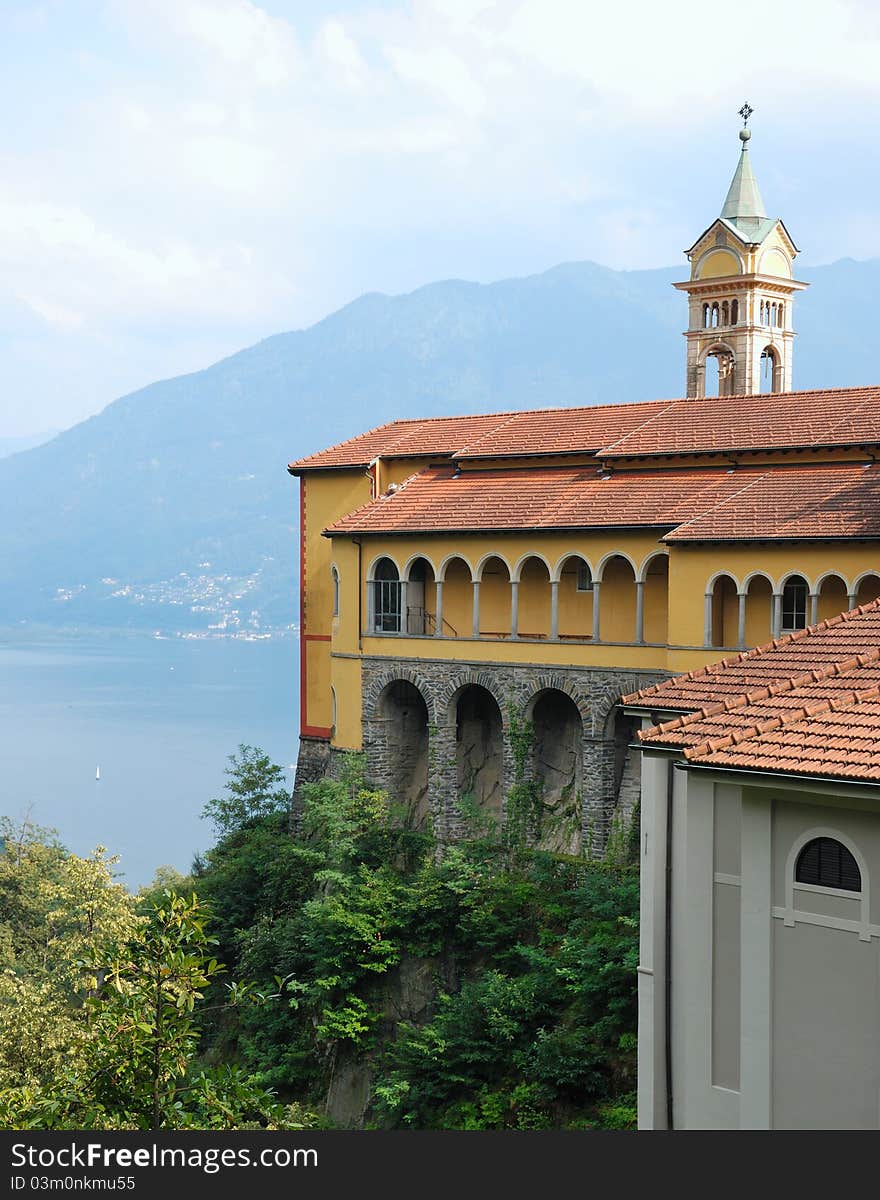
left=675, top=105, right=808, bottom=398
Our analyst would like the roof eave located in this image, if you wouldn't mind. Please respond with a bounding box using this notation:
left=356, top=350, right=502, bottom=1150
left=324, top=521, right=679, bottom=539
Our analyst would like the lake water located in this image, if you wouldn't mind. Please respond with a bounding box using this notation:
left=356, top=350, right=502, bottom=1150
left=0, top=634, right=299, bottom=889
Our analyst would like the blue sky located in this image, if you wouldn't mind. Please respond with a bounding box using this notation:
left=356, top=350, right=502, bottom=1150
left=1, top=0, right=879, bottom=436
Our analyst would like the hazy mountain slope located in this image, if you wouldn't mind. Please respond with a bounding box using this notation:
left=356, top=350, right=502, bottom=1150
left=0, top=257, right=874, bottom=632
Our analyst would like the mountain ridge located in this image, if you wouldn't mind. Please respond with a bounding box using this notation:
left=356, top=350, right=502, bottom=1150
left=2, top=255, right=878, bottom=633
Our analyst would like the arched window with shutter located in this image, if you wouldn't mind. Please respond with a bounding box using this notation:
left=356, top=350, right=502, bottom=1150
left=795, top=837, right=862, bottom=892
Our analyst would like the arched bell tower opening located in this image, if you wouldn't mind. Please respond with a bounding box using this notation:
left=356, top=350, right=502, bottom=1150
left=703, top=344, right=737, bottom=398
left=676, top=106, right=807, bottom=399
left=760, top=345, right=783, bottom=394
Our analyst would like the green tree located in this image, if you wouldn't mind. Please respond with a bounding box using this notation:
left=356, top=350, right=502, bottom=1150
left=1, top=891, right=305, bottom=1130
left=201, top=745, right=291, bottom=837
left=0, top=823, right=137, bottom=1092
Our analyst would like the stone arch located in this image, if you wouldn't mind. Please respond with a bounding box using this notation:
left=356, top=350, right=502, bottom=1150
left=640, top=552, right=669, bottom=644
left=438, top=670, right=508, bottom=728
left=706, top=569, right=742, bottom=593
left=742, top=571, right=774, bottom=647
left=637, top=549, right=669, bottom=583
left=741, top=569, right=775, bottom=592
left=373, top=678, right=430, bottom=830
left=366, top=552, right=400, bottom=581
left=551, top=551, right=592, bottom=584
left=760, top=343, right=782, bottom=394
left=814, top=572, right=850, bottom=624
left=476, top=554, right=512, bottom=638
left=522, top=673, right=591, bottom=727
left=436, top=552, right=476, bottom=582
left=512, top=551, right=553, bottom=582
left=597, top=553, right=638, bottom=642
left=435, top=554, right=472, bottom=638
left=364, top=667, right=438, bottom=725
left=402, top=552, right=437, bottom=581
left=780, top=572, right=809, bottom=633
left=701, top=341, right=736, bottom=398
left=526, top=687, right=585, bottom=855
left=450, top=682, right=504, bottom=824
left=853, top=572, right=880, bottom=607
left=403, top=554, right=436, bottom=635
left=777, top=568, right=810, bottom=592
left=708, top=572, right=739, bottom=648
left=554, top=553, right=594, bottom=641
left=368, top=555, right=402, bottom=633
left=814, top=569, right=851, bottom=594
left=515, top=554, right=552, bottom=638
left=475, top=551, right=514, bottom=581
left=596, top=549, right=638, bottom=580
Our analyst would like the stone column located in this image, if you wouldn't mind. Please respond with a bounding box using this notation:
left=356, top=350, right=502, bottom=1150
left=550, top=579, right=559, bottom=640
left=510, top=579, right=519, bottom=639
left=582, top=735, right=615, bottom=858
left=428, top=720, right=459, bottom=841
left=848, top=590, right=857, bottom=611
left=704, top=592, right=713, bottom=648
left=434, top=579, right=444, bottom=636
left=809, top=591, right=819, bottom=627
left=771, top=592, right=782, bottom=638
left=737, top=592, right=747, bottom=648
left=592, top=580, right=601, bottom=641
left=399, top=579, right=408, bottom=635
left=471, top=579, right=480, bottom=638
left=635, top=580, right=646, bottom=644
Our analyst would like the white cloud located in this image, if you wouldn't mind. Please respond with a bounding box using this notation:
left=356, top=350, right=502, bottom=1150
left=316, top=18, right=369, bottom=90
left=115, top=0, right=300, bottom=86
left=3, top=0, right=880, bottom=435
left=0, top=193, right=292, bottom=327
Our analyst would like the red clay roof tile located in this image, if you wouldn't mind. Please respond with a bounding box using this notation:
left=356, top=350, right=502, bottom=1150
left=291, top=385, right=880, bottom=471
left=323, top=461, right=880, bottom=539
left=598, top=386, right=880, bottom=458
left=630, top=600, right=880, bottom=783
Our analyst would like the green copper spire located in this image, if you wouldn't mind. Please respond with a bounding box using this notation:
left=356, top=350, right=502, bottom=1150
left=721, top=106, right=766, bottom=222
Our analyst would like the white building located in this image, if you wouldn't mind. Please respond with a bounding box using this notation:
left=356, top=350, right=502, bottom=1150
left=625, top=600, right=880, bottom=1129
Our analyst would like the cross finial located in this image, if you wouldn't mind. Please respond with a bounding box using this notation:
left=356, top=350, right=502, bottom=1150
left=739, top=102, right=753, bottom=126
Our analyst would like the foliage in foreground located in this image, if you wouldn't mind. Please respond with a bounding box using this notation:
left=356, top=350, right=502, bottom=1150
left=1, top=745, right=638, bottom=1130
left=0, top=821, right=310, bottom=1130
left=192, top=751, right=639, bottom=1130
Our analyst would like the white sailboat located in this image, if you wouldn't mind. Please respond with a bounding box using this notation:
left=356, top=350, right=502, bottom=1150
left=95, top=765, right=101, bottom=782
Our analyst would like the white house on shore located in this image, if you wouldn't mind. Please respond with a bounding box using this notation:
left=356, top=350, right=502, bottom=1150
left=624, top=600, right=880, bottom=1129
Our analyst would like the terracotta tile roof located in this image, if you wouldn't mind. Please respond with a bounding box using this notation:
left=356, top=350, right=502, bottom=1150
left=628, top=600, right=880, bottom=782
left=323, top=461, right=880, bottom=539
left=289, top=400, right=674, bottom=471
left=451, top=400, right=674, bottom=459
left=324, top=464, right=772, bottom=535
left=598, top=386, right=880, bottom=459
left=665, top=462, right=880, bottom=541
left=291, top=385, right=880, bottom=471
left=288, top=413, right=512, bottom=471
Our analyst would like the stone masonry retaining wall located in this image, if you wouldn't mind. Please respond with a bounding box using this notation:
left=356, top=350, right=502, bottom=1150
left=359, top=654, right=667, bottom=855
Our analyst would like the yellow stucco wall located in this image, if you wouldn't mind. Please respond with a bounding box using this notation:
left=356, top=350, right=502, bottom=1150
left=300, top=469, right=372, bottom=733
left=298, top=453, right=880, bottom=755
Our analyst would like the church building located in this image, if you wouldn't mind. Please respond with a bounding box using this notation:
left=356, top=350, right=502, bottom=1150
left=626, top=601, right=880, bottom=1129
left=288, top=117, right=880, bottom=859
